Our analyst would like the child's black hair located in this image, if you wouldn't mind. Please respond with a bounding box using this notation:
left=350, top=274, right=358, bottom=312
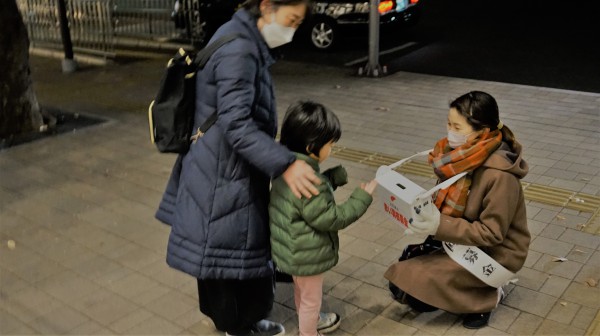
left=280, top=100, right=341, bottom=157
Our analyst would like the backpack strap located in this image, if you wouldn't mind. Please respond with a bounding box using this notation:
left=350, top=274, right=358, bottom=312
left=192, top=110, right=218, bottom=141
left=193, top=33, right=244, bottom=69
left=190, top=33, right=244, bottom=142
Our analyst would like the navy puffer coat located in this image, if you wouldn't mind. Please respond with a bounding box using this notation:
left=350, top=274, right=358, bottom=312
left=155, top=9, right=295, bottom=280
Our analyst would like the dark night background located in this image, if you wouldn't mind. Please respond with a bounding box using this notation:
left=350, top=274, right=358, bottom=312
left=285, top=0, right=600, bottom=93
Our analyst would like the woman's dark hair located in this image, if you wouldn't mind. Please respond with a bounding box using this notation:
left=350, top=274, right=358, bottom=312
left=242, top=0, right=312, bottom=18
left=280, top=100, right=341, bottom=156
left=450, top=91, right=516, bottom=148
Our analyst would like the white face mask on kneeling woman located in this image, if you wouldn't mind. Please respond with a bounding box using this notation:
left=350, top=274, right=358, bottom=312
left=447, top=129, right=476, bottom=148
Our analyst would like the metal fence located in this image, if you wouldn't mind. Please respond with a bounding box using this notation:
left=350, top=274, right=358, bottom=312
left=113, top=0, right=206, bottom=45
left=17, top=0, right=199, bottom=60
left=18, top=0, right=116, bottom=58
left=113, top=0, right=179, bottom=39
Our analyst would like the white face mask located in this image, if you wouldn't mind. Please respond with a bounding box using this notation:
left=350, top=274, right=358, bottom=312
left=447, top=129, right=474, bottom=148
left=261, top=13, right=296, bottom=48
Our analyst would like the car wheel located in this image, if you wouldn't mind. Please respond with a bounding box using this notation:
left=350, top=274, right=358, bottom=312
left=310, top=19, right=337, bottom=50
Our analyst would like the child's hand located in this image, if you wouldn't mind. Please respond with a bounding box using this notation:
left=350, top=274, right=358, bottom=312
left=360, top=179, right=378, bottom=195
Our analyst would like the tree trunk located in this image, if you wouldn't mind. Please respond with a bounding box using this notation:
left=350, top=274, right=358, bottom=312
left=0, top=0, right=44, bottom=139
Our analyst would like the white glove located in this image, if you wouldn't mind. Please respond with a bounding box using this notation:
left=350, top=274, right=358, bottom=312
left=405, top=200, right=440, bottom=236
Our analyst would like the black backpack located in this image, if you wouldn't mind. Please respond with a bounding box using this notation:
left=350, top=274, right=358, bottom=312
left=148, top=34, right=241, bottom=153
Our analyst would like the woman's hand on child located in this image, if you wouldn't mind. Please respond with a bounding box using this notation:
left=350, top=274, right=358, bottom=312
left=360, top=179, right=378, bottom=195
left=283, top=160, right=321, bottom=199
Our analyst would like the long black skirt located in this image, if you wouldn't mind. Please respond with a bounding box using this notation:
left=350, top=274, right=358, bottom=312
left=197, top=276, right=274, bottom=334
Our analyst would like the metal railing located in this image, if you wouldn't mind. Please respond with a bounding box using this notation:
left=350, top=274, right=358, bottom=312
left=69, top=0, right=114, bottom=56
left=113, top=0, right=179, bottom=39
left=18, top=0, right=115, bottom=58
left=17, top=0, right=206, bottom=60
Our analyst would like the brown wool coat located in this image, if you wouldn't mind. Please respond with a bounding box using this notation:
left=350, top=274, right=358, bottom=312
left=384, top=141, right=530, bottom=314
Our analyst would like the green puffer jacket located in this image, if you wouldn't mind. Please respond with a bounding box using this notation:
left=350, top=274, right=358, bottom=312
left=269, top=153, right=373, bottom=276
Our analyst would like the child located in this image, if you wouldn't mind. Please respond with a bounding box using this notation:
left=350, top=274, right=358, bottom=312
left=269, top=101, right=377, bottom=336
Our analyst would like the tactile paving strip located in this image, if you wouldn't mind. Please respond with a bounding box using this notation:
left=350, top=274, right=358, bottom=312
left=331, top=145, right=600, bottom=233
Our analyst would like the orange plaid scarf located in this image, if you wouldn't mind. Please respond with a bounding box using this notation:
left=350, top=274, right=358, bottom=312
left=428, top=130, right=502, bottom=217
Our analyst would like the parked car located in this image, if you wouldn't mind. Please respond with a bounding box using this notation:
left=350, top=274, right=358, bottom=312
left=172, top=0, right=420, bottom=50
left=304, top=0, right=420, bottom=50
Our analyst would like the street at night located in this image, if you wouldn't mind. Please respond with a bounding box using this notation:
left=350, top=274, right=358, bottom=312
left=2, top=0, right=599, bottom=334
left=283, top=0, right=600, bottom=93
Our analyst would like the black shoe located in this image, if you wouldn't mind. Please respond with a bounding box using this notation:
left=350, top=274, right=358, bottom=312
left=462, top=312, right=491, bottom=329
left=225, top=320, right=285, bottom=336
left=251, top=320, right=285, bottom=335
left=406, top=295, right=438, bottom=313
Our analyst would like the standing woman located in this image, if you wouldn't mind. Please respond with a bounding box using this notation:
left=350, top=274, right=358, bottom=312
left=385, top=91, right=530, bottom=329
left=155, top=0, right=316, bottom=334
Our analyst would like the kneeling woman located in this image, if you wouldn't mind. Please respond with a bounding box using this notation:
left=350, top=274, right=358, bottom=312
left=385, top=91, right=530, bottom=329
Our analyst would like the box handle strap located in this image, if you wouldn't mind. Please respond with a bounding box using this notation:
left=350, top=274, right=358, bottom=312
left=385, top=149, right=467, bottom=200
left=387, top=149, right=431, bottom=170
left=417, top=172, right=467, bottom=200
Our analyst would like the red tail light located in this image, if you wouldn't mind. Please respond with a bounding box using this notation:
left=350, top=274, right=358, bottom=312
left=378, top=0, right=394, bottom=14
left=409, top=0, right=419, bottom=4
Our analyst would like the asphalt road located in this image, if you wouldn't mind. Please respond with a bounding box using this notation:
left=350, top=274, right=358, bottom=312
left=282, top=0, right=600, bottom=93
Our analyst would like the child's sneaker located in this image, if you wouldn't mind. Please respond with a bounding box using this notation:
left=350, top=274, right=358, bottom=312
left=317, top=312, right=341, bottom=334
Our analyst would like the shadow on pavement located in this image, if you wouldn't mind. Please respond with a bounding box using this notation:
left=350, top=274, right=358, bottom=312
left=0, top=107, right=107, bottom=151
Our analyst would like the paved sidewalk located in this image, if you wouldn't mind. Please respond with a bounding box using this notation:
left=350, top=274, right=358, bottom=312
left=1, top=55, right=599, bottom=335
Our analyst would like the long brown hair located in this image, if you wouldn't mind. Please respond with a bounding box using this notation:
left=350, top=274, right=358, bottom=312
left=450, top=91, right=517, bottom=149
